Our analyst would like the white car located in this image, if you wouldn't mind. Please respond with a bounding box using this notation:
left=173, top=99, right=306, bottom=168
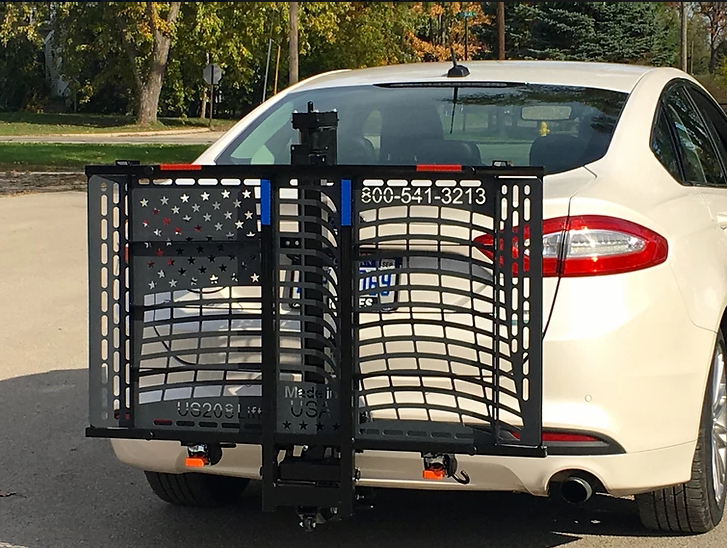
left=105, top=60, right=727, bottom=533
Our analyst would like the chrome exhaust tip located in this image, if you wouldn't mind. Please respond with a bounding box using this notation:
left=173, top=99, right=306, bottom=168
left=559, top=475, right=594, bottom=504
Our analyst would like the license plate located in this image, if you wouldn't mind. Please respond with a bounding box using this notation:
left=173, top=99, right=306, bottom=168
left=287, top=258, right=399, bottom=309
left=358, top=258, right=398, bottom=308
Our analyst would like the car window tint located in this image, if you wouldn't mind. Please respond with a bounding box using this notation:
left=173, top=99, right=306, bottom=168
left=664, top=86, right=726, bottom=186
left=651, top=106, right=682, bottom=182
left=686, top=86, right=727, bottom=178
left=215, top=84, right=628, bottom=175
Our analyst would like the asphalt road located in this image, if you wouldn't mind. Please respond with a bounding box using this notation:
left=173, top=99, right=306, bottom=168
left=1, top=191, right=726, bottom=548
left=0, top=130, right=227, bottom=145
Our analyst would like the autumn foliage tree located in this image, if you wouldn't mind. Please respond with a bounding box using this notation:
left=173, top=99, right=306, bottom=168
left=696, top=2, right=727, bottom=73
left=408, top=2, right=488, bottom=61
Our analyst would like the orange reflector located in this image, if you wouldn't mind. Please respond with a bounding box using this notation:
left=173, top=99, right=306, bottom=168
left=185, top=457, right=208, bottom=468
left=422, top=469, right=446, bottom=480
left=159, top=163, right=202, bottom=171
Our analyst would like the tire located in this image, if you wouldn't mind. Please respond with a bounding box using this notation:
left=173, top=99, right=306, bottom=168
left=636, top=330, right=727, bottom=534
left=144, top=471, right=249, bottom=507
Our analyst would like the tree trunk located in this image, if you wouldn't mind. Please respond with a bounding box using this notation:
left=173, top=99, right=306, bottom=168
left=497, top=2, right=506, bottom=60
left=289, top=2, right=299, bottom=86
left=681, top=3, right=688, bottom=72
left=200, top=87, right=208, bottom=119
left=137, top=69, right=165, bottom=125
left=139, top=2, right=180, bottom=124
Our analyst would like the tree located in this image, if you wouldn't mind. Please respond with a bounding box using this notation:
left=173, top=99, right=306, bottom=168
left=116, top=2, right=181, bottom=124
left=696, top=2, right=727, bottom=73
left=298, top=2, right=418, bottom=75
left=407, top=2, right=488, bottom=61
left=475, top=2, right=674, bottom=66
left=52, top=1, right=181, bottom=122
left=0, top=2, right=49, bottom=110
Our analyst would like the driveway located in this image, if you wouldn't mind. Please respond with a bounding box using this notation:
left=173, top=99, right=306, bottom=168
left=0, top=191, right=725, bottom=548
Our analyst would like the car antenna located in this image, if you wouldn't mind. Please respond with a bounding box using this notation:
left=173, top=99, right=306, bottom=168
left=447, top=46, right=470, bottom=78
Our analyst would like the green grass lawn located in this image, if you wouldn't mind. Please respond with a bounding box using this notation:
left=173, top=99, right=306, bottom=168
left=0, top=112, right=237, bottom=135
left=0, top=143, right=209, bottom=171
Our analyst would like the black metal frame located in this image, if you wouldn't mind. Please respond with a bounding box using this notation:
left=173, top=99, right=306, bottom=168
left=86, top=160, right=547, bottom=516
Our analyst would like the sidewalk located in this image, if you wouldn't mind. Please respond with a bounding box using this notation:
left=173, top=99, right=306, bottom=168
left=0, top=128, right=227, bottom=145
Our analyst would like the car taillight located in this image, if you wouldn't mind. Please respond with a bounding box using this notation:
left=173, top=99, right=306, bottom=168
left=474, top=215, right=668, bottom=277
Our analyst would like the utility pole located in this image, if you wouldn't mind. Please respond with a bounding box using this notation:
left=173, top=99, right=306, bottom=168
left=681, top=2, right=688, bottom=72
left=289, top=2, right=299, bottom=86
left=497, top=2, right=506, bottom=60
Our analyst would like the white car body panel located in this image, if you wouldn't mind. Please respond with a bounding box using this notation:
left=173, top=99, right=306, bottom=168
left=111, top=60, right=727, bottom=498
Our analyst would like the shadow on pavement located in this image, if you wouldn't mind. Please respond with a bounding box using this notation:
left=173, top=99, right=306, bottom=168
left=0, top=370, right=677, bottom=548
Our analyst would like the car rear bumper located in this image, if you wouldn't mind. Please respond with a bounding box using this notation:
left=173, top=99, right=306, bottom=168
left=111, top=438, right=696, bottom=497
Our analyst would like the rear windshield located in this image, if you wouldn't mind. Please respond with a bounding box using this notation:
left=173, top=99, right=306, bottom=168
left=215, top=84, right=628, bottom=174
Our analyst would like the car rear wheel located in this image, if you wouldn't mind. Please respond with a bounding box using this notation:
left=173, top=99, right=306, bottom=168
left=144, top=471, right=250, bottom=507
left=636, top=330, right=727, bottom=533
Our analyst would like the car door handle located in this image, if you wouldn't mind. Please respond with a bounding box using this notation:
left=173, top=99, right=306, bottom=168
left=717, top=213, right=727, bottom=228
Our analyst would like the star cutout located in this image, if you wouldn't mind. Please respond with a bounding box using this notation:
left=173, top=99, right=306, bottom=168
left=153, top=229, right=162, bottom=236
left=219, top=264, right=227, bottom=272
left=235, top=220, right=244, bottom=229
left=226, top=232, right=235, bottom=239
left=224, top=211, right=232, bottom=220
left=246, top=231, right=256, bottom=238
left=140, top=198, right=149, bottom=207
left=212, top=202, right=221, bottom=210
left=203, top=213, right=212, bottom=222
left=201, top=192, right=210, bottom=201
left=188, top=257, right=196, bottom=264
left=283, top=421, right=291, bottom=430
left=183, top=215, right=191, bottom=222
left=147, top=261, right=154, bottom=268
left=244, top=211, right=253, bottom=220
left=221, top=190, right=231, bottom=199
left=210, top=274, right=219, bottom=284
left=233, top=199, right=241, bottom=208
left=192, top=204, right=201, bottom=212
left=158, top=270, right=165, bottom=278
left=172, top=206, right=180, bottom=214
left=242, top=190, right=251, bottom=199
left=148, top=281, right=156, bottom=289
left=316, top=422, right=324, bottom=431
left=215, top=223, right=223, bottom=231
left=199, top=266, right=207, bottom=274
left=196, top=246, right=204, bottom=253
left=195, top=225, right=202, bottom=232
left=299, top=421, right=308, bottom=430
left=152, top=208, right=159, bottom=215
left=156, top=249, right=164, bottom=257
left=160, top=196, right=169, bottom=205
left=175, top=227, right=182, bottom=235
left=251, top=273, right=260, bottom=283
left=176, top=248, right=184, bottom=255
left=332, top=423, right=339, bottom=431
left=142, top=220, right=149, bottom=228
left=191, top=277, right=198, bottom=285
left=169, top=279, right=177, bottom=288
left=167, top=259, right=175, bottom=266
left=178, top=268, right=186, bottom=275
left=163, top=217, right=170, bottom=225
left=180, top=194, right=189, bottom=203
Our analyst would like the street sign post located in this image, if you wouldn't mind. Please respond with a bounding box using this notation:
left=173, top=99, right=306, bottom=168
left=203, top=63, right=223, bottom=127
